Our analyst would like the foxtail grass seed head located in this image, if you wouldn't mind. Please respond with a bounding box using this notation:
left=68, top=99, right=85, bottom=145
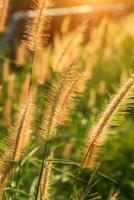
left=0, top=89, right=36, bottom=199
left=12, top=89, right=36, bottom=161
left=41, top=60, right=90, bottom=140
left=83, top=74, right=134, bottom=168
left=23, top=0, right=53, bottom=51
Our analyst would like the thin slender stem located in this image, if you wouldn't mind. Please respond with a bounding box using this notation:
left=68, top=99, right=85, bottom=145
left=66, top=168, right=80, bottom=200
left=35, top=141, right=49, bottom=200
left=66, top=147, right=91, bottom=200
left=9, top=162, right=15, bottom=200
left=15, top=161, right=21, bottom=189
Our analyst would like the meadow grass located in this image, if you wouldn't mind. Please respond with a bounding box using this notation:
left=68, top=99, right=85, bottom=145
left=0, top=1, right=134, bottom=200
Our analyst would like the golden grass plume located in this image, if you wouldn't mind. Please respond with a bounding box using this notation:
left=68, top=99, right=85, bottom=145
left=11, top=89, right=36, bottom=161
left=24, top=0, right=53, bottom=51
left=83, top=74, right=134, bottom=168
left=0, top=89, right=36, bottom=198
left=41, top=60, right=90, bottom=140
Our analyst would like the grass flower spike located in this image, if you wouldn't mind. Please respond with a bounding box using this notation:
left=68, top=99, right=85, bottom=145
left=24, top=0, right=53, bottom=51
left=83, top=74, right=134, bottom=168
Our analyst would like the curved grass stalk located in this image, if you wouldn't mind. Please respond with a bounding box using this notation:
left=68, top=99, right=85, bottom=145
left=37, top=61, right=90, bottom=200
left=35, top=61, right=78, bottom=199
left=67, top=73, right=134, bottom=200
left=0, top=90, right=36, bottom=199
left=83, top=74, right=134, bottom=168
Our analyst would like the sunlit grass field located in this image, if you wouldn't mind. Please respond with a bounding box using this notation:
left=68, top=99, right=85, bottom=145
left=0, top=1, right=134, bottom=200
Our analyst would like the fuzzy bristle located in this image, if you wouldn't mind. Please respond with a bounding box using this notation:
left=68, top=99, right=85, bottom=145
left=24, top=0, right=53, bottom=51
left=83, top=74, right=134, bottom=168
left=11, top=89, right=36, bottom=161
left=41, top=61, right=90, bottom=140
left=0, top=89, right=36, bottom=199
